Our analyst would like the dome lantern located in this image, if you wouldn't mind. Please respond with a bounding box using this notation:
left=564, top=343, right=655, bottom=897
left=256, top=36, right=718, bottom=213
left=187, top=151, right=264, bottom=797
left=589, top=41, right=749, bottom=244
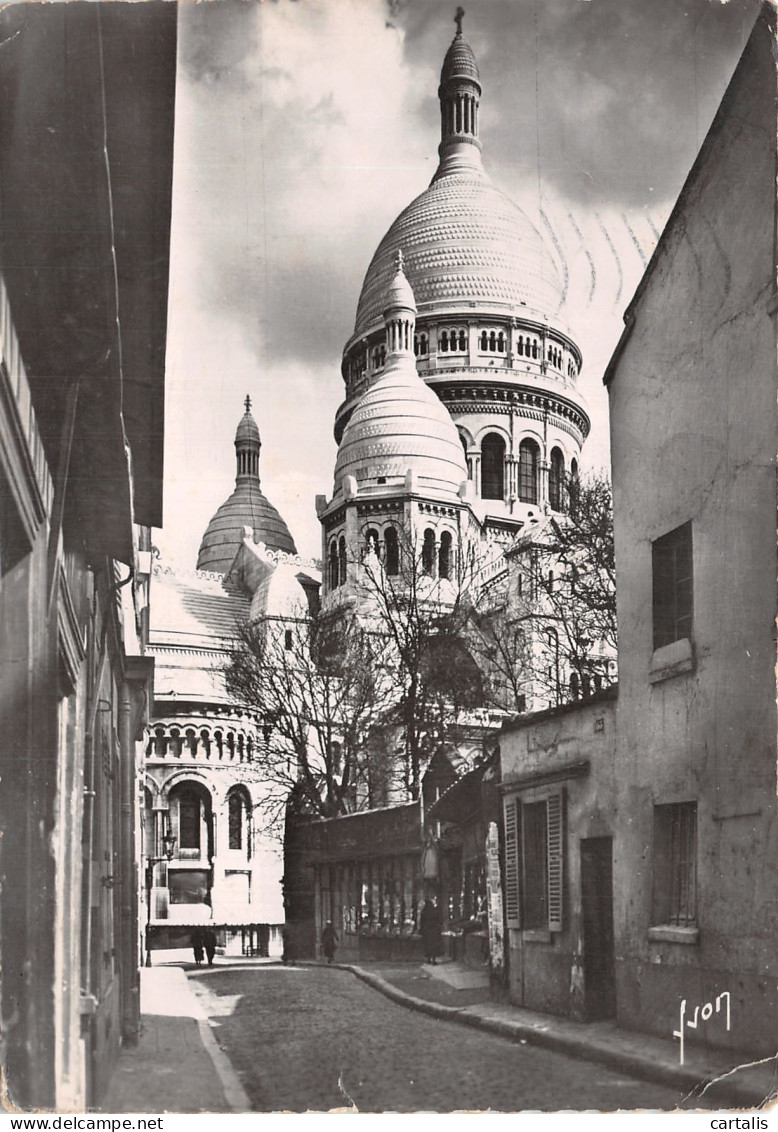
left=435, top=7, right=483, bottom=181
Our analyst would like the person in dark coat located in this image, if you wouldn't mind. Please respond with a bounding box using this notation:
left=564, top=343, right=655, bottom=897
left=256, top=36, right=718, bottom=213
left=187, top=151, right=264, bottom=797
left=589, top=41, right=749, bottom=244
left=191, top=927, right=205, bottom=966
left=203, top=927, right=217, bottom=966
left=321, top=920, right=338, bottom=964
left=420, top=897, right=444, bottom=964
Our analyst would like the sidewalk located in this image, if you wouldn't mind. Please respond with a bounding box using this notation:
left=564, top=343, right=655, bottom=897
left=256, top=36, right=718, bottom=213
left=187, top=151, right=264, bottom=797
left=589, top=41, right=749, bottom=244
left=332, top=958, right=778, bottom=1111
left=98, top=967, right=250, bottom=1114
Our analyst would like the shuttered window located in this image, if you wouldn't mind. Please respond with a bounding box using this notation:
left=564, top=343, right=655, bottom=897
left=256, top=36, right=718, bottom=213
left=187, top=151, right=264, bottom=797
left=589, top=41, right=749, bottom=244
left=503, top=796, right=521, bottom=928
left=503, top=789, right=564, bottom=933
left=546, top=791, right=563, bottom=932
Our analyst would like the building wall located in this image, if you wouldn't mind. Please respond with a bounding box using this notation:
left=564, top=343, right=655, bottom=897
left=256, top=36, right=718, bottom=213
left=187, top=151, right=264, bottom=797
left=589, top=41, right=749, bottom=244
left=500, top=698, right=618, bottom=1020
left=606, top=8, right=777, bottom=1055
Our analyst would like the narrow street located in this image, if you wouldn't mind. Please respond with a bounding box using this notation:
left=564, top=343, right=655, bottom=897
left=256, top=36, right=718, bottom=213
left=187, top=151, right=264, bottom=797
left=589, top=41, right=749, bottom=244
left=189, top=964, right=693, bottom=1113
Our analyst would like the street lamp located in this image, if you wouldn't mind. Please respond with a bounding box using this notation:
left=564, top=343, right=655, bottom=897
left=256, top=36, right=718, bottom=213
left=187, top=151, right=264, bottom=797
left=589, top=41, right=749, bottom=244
left=144, top=829, right=176, bottom=968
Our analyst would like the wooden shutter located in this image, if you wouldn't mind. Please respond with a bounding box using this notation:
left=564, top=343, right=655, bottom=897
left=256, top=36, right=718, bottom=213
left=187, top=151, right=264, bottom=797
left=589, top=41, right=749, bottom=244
left=546, top=790, right=563, bottom=932
left=503, top=795, right=521, bottom=929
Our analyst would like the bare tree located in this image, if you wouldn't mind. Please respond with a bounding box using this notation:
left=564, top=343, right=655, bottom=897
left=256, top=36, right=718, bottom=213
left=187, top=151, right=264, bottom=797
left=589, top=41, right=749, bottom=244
left=356, top=529, right=485, bottom=799
left=224, top=604, right=394, bottom=830
left=508, top=470, right=617, bottom=706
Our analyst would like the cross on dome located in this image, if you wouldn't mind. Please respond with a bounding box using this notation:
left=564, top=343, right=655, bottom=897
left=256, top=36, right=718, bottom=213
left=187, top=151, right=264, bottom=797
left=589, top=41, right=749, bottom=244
left=455, top=7, right=465, bottom=35
left=244, top=394, right=252, bottom=413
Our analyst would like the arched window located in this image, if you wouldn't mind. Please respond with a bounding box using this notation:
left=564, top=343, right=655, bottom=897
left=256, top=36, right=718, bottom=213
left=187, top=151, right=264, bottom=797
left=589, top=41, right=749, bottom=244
left=178, top=789, right=201, bottom=850
left=498, top=331, right=505, bottom=352
left=422, top=528, right=436, bottom=576
left=458, top=329, right=467, bottom=352
left=569, top=458, right=580, bottom=518
left=569, top=672, right=580, bottom=700
left=439, top=531, right=453, bottom=580
left=518, top=439, right=539, bottom=504
left=384, top=526, right=399, bottom=576
left=532, top=340, right=539, bottom=359
left=364, top=527, right=379, bottom=560
left=549, top=447, right=565, bottom=511
left=228, top=792, right=243, bottom=850
left=489, top=330, right=496, bottom=352
left=481, top=433, right=506, bottom=500
left=228, top=790, right=247, bottom=851
left=338, top=536, right=347, bottom=586
left=517, top=336, right=524, bottom=356
left=480, top=331, right=488, bottom=351
left=439, top=331, right=449, bottom=352
left=329, top=541, right=339, bottom=589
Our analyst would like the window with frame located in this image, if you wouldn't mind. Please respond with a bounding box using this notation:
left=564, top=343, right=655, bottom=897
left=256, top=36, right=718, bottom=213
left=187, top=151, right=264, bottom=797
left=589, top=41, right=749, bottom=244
left=652, top=521, right=693, bottom=650
left=503, top=790, right=563, bottom=932
left=518, top=439, right=539, bottom=504
left=549, top=448, right=565, bottom=511
left=384, top=525, right=399, bottom=576
left=228, top=790, right=245, bottom=850
left=481, top=433, right=505, bottom=500
left=651, top=801, right=697, bottom=928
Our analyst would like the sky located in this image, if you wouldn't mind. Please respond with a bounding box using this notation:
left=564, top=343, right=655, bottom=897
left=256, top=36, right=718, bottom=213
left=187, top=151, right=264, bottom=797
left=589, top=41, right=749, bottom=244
left=159, top=0, right=761, bottom=567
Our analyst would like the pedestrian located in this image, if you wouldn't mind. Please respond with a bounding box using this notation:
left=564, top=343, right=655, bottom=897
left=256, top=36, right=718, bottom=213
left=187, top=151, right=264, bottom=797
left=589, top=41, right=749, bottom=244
left=321, top=920, right=338, bottom=964
left=191, top=926, right=204, bottom=966
left=203, top=926, right=217, bottom=966
left=420, top=897, right=444, bottom=964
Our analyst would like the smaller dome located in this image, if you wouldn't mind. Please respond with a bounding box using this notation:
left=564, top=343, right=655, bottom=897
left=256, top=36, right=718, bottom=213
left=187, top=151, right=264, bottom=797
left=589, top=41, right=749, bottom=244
left=334, top=361, right=467, bottom=501
left=197, top=484, right=297, bottom=574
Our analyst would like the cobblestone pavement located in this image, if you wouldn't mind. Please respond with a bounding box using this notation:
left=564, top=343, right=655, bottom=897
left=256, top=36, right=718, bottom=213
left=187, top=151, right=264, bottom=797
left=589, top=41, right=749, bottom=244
left=190, top=965, right=703, bottom=1114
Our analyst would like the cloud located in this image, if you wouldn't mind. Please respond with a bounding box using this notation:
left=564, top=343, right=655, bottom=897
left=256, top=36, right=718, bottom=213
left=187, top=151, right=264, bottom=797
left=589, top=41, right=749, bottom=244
left=163, top=0, right=759, bottom=566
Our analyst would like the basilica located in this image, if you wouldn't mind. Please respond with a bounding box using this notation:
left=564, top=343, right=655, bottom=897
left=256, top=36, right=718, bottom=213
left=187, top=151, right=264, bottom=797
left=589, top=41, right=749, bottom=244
left=143, top=14, right=594, bottom=960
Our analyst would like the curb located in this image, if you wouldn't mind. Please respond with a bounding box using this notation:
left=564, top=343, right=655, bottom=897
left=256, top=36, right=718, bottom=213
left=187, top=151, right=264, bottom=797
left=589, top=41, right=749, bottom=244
left=307, top=962, right=774, bottom=1109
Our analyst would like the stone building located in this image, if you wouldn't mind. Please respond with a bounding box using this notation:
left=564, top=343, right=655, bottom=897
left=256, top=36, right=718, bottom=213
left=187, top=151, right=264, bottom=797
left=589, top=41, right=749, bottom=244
left=500, top=2, right=777, bottom=1060
left=144, top=402, right=319, bottom=959
left=300, top=15, right=598, bottom=960
left=0, top=3, right=176, bottom=1109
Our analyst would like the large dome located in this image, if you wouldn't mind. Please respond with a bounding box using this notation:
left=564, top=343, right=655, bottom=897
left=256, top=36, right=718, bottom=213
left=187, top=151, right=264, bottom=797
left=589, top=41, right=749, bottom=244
left=334, top=365, right=467, bottom=500
left=352, top=172, right=563, bottom=338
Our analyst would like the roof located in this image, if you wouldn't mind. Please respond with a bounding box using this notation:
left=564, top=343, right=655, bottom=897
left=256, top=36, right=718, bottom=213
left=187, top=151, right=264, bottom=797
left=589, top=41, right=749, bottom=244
left=149, top=566, right=250, bottom=649
left=0, top=3, right=177, bottom=552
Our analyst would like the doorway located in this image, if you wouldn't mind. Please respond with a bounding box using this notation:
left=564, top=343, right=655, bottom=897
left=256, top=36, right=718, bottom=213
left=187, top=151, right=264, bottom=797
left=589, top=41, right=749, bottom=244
left=580, top=837, right=616, bottom=1020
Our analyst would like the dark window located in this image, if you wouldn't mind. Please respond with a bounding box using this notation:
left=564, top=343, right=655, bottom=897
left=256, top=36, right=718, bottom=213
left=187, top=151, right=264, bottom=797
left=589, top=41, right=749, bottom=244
left=652, top=802, right=697, bottom=927
left=179, top=790, right=200, bottom=850
left=329, top=541, right=339, bottom=589
left=549, top=448, right=564, bottom=511
left=652, top=522, right=693, bottom=650
left=522, top=801, right=548, bottom=929
left=422, top=529, right=435, bottom=576
left=518, top=439, right=539, bottom=504
left=338, top=536, right=347, bottom=587
left=228, top=792, right=244, bottom=850
left=284, top=628, right=294, bottom=650
left=168, top=869, right=209, bottom=905
left=384, top=526, right=399, bottom=576
left=439, top=531, right=453, bottom=580
left=481, top=433, right=505, bottom=500
left=458, top=329, right=467, bottom=351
